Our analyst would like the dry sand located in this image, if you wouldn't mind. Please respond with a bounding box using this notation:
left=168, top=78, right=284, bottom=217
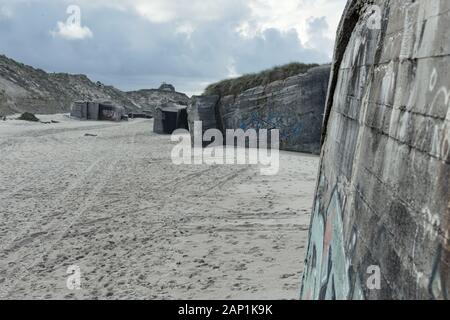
left=0, top=114, right=319, bottom=300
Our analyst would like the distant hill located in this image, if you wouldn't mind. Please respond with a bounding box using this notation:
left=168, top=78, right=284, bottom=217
left=0, top=54, right=189, bottom=116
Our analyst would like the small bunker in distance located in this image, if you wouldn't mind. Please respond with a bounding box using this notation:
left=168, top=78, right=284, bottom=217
left=70, top=101, right=125, bottom=122
left=153, top=104, right=189, bottom=134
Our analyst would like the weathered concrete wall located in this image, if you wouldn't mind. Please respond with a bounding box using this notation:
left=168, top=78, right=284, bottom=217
left=87, top=102, right=100, bottom=121
left=215, top=66, right=330, bottom=154
left=71, top=101, right=123, bottom=121
left=70, top=101, right=88, bottom=120
left=188, top=95, right=221, bottom=146
left=301, top=0, right=449, bottom=300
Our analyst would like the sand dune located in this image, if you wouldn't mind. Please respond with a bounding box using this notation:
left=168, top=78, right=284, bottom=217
left=0, top=115, right=318, bottom=300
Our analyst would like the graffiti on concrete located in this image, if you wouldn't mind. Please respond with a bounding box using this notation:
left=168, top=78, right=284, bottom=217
left=237, top=111, right=303, bottom=146
left=428, top=68, right=450, bottom=163
left=430, top=245, right=449, bottom=300
left=213, top=65, right=330, bottom=154
left=301, top=183, right=364, bottom=300
left=302, top=0, right=450, bottom=300
left=429, top=199, right=449, bottom=300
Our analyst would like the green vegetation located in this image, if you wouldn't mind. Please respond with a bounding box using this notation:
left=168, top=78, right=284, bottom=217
left=204, top=62, right=320, bottom=97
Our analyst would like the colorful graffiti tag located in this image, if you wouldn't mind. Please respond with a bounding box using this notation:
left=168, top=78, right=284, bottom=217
left=301, top=183, right=364, bottom=300
left=236, top=111, right=304, bottom=147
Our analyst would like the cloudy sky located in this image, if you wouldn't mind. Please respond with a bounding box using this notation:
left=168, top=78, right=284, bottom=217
left=0, top=0, right=346, bottom=96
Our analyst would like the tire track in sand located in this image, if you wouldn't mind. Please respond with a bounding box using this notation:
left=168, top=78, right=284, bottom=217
left=0, top=125, right=141, bottom=298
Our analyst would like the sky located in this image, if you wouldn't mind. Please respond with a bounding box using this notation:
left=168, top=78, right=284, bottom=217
left=0, top=0, right=347, bottom=96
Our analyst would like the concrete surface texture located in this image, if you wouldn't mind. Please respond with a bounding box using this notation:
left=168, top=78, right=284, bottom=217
left=153, top=104, right=189, bottom=134
left=217, top=66, right=330, bottom=154
left=301, top=0, right=450, bottom=300
left=189, top=66, right=330, bottom=154
left=188, top=95, right=221, bottom=147
left=0, top=115, right=318, bottom=299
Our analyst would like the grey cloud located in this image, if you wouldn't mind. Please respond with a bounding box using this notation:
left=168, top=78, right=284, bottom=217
left=0, top=1, right=333, bottom=95
left=305, top=16, right=335, bottom=58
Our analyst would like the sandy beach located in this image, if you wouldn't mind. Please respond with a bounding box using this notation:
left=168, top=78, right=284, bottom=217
left=0, top=115, right=319, bottom=300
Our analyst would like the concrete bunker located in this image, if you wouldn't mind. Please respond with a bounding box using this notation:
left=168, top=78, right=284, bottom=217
left=187, top=65, right=331, bottom=154
left=153, top=104, right=189, bottom=134
left=301, top=0, right=450, bottom=300
left=70, top=101, right=125, bottom=122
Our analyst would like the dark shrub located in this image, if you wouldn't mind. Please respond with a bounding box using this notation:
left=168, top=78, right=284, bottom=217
left=18, top=112, right=40, bottom=122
